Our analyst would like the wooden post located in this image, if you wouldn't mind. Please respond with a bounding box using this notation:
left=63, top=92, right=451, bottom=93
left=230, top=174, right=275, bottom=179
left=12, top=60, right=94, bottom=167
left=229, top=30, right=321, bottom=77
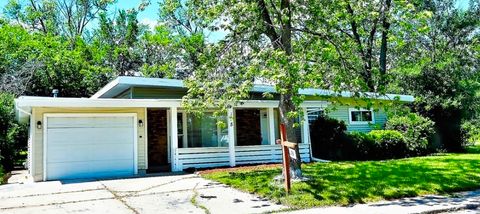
left=280, top=124, right=297, bottom=194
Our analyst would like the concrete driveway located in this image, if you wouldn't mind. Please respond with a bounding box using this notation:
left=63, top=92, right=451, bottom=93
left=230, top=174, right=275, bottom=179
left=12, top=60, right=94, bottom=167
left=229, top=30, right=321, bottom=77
left=0, top=173, right=286, bottom=214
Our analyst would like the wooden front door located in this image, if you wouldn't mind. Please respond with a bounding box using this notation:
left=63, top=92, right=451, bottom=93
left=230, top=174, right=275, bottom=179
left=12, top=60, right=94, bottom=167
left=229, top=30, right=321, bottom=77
left=235, top=109, right=262, bottom=146
left=147, top=109, right=169, bottom=171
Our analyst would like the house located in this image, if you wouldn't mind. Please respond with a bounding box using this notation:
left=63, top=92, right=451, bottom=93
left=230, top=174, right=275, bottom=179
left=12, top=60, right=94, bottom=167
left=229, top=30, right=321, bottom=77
left=15, top=77, right=414, bottom=181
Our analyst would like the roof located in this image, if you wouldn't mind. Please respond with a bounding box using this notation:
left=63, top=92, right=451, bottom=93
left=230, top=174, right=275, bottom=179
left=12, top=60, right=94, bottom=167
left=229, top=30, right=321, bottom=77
left=14, top=96, right=328, bottom=123
left=91, top=76, right=415, bottom=102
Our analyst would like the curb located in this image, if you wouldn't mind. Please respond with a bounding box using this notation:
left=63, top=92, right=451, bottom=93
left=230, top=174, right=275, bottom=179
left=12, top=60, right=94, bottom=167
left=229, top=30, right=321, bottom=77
left=416, top=203, right=480, bottom=214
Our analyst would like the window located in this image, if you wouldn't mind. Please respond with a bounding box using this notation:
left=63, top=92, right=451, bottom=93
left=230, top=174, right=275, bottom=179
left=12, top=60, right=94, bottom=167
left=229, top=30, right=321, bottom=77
left=186, top=113, right=228, bottom=148
left=349, top=108, right=374, bottom=124
left=307, top=108, right=324, bottom=126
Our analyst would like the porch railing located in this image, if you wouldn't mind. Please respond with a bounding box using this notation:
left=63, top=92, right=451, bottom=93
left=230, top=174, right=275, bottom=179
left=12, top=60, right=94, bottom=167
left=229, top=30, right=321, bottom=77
left=175, top=144, right=311, bottom=171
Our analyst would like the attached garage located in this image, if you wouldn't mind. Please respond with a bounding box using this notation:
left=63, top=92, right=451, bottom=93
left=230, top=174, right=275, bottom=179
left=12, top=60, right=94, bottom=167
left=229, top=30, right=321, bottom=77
left=44, top=113, right=138, bottom=180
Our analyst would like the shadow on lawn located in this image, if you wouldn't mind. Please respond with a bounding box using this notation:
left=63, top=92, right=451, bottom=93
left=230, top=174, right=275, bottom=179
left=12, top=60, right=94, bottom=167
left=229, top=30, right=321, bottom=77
left=298, top=155, right=480, bottom=207
left=208, top=152, right=480, bottom=208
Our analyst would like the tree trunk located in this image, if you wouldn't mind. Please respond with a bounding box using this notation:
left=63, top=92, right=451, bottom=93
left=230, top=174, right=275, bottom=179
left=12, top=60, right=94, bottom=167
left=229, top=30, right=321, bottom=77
left=379, top=0, right=392, bottom=89
left=279, top=93, right=303, bottom=179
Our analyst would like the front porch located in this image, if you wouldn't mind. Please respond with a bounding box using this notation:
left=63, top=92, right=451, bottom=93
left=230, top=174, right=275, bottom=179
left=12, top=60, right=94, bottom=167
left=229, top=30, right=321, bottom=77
left=146, top=100, right=327, bottom=172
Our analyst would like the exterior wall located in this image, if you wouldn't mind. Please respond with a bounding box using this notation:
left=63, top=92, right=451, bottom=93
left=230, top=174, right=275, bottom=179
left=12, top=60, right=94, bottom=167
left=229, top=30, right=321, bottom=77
left=130, top=87, right=278, bottom=100
left=132, top=87, right=186, bottom=99
left=326, top=105, right=387, bottom=132
left=31, top=107, right=146, bottom=181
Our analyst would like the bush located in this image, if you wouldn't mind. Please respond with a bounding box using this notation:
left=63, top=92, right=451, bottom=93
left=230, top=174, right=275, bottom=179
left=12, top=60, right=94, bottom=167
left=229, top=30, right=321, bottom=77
left=386, top=113, right=435, bottom=155
left=369, top=130, right=407, bottom=159
left=0, top=93, right=28, bottom=172
left=309, top=116, right=349, bottom=160
left=310, top=117, right=407, bottom=160
left=0, top=165, right=3, bottom=184
left=462, top=120, right=480, bottom=146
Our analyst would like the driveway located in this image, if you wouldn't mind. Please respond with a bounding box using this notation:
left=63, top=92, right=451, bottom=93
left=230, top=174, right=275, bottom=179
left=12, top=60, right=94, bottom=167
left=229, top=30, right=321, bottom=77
left=0, top=173, right=286, bottom=214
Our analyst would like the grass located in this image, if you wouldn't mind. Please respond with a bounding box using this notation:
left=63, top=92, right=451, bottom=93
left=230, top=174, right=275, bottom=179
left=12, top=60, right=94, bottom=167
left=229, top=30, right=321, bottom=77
left=201, top=146, right=480, bottom=208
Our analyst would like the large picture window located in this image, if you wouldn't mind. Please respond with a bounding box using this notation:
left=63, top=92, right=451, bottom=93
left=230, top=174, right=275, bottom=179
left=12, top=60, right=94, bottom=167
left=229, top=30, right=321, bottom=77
left=186, top=113, right=228, bottom=148
left=349, top=108, right=374, bottom=124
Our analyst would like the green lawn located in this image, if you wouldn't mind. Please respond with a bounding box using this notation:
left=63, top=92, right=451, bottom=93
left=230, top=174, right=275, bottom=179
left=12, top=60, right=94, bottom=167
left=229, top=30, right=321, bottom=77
left=201, top=147, right=480, bottom=208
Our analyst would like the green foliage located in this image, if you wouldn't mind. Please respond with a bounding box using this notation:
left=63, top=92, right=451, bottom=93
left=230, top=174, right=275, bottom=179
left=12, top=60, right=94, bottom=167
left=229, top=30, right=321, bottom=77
left=309, top=116, right=349, bottom=159
left=462, top=120, right=480, bottom=145
left=346, top=131, right=407, bottom=160
left=368, top=130, right=407, bottom=159
left=386, top=113, right=436, bottom=155
left=203, top=149, right=480, bottom=208
left=0, top=165, right=4, bottom=184
left=0, top=23, right=112, bottom=97
left=0, top=93, right=28, bottom=172
left=310, top=116, right=420, bottom=160
left=391, top=0, right=480, bottom=152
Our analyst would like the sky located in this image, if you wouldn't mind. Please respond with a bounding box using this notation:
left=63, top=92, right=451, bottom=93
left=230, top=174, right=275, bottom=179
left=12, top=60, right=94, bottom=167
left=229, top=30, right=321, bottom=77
left=0, top=0, right=472, bottom=42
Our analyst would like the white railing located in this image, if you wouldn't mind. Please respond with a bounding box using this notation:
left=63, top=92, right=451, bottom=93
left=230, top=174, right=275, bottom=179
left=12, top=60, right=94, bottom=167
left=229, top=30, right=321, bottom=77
left=235, top=144, right=311, bottom=165
left=175, top=144, right=311, bottom=171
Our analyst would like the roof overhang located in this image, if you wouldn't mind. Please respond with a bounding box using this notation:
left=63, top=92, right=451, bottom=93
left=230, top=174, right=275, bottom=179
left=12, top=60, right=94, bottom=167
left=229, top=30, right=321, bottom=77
left=91, top=77, right=184, bottom=99
left=91, top=76, right=415, bottom=102
left=14, top=96, right=330, bottom=123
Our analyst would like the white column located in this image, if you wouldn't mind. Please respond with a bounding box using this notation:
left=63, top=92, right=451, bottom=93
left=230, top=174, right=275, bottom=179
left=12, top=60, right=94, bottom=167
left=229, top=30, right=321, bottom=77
left=268, top=108, right=276, bottom=145
left=170, top=107, right=178, bottom=171
left=302, top=107, right=310, bottom=144
left=227, top=108, right=236, bottom=167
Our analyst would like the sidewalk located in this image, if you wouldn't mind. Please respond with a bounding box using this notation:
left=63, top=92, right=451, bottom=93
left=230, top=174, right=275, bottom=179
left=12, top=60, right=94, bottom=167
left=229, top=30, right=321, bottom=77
left=285, top=189, right=480, bottom=214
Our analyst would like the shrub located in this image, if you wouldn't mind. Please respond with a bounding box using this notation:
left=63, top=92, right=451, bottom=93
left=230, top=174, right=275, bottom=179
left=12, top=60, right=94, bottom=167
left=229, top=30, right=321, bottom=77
left=0, top=166, right=3, bottom=184
left=345, top=132, right=373, bottom=160
left=309, top=116, right=349, bottom=160
left=386, top=113, right=435, bottom=156
left=344, top=130, right=407, bottom=160
left=0, top=93, right=28, bottom=172
left=369, top=130, right=407, bottom=159
left=461, top=120, right=480, bottom=146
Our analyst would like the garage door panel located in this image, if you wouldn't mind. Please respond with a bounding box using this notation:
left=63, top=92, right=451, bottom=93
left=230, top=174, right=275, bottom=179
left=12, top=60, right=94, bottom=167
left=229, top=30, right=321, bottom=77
left=47, top=144, right=92, bottom=162
left=47, top=160, right=134, bottom=180
left=47, top=128, right=134, bottom=146
left=91, top=143, right=134, bottom=160
left=48, top=117, right=134, bottom=128
left=45, top=115, right=136, bottom=180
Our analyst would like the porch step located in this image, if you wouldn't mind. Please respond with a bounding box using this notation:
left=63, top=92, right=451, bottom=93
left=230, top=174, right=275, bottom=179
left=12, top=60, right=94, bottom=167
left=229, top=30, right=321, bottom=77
left=147, top=165, right=171, bottom=173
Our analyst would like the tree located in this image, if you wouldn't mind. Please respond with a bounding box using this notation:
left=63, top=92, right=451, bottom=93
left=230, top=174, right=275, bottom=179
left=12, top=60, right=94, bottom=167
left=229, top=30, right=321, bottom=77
left=392, top=0, right=480, bottom=151
left=4, top=0, right=113, bottom=40
left=184, top=0, right=429, bottom=179
left=185, top=0, right=316, bottom=179
left=93, top=9, right=143, bottom=76
left=298, top=0, right=430, bottom=92
left=0, top=22, right=112, bottom=97
left=155, top=0, right=210, bottom=78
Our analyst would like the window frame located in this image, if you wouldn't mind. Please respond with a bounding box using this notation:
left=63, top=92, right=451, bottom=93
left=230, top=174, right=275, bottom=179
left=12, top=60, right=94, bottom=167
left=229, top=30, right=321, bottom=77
left=348, top=108, right=375, bottom=125
left=180, top=110, right=228, bottom=148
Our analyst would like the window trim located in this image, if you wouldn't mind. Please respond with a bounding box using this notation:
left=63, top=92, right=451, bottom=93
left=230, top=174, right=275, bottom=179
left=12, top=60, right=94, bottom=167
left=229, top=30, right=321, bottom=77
left=180, top=110, right=228, bottom=148
left=348, top=108, right=375, bottom=125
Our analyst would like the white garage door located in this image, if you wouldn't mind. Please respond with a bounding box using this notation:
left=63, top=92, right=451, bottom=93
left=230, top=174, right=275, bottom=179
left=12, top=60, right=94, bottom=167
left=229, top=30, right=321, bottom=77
left=45, top=114, right=137, bottom=180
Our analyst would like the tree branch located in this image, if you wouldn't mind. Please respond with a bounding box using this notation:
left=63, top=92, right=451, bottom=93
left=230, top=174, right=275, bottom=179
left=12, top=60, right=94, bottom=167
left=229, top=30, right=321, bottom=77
left=257, top=0, right=281, bottom=49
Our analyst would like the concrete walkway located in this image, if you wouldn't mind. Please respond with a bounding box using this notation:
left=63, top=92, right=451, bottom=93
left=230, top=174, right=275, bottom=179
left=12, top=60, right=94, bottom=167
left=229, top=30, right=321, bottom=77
left=285, top=190, right=480, bottom=214
left=0, top=173, right=285, bottom=214
left=3, top=171, right=480, bottom=214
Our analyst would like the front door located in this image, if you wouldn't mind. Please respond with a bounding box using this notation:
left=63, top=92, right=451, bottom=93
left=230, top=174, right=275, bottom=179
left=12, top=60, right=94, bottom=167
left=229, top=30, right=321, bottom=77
left=147, top=109, right=169, bottom=172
